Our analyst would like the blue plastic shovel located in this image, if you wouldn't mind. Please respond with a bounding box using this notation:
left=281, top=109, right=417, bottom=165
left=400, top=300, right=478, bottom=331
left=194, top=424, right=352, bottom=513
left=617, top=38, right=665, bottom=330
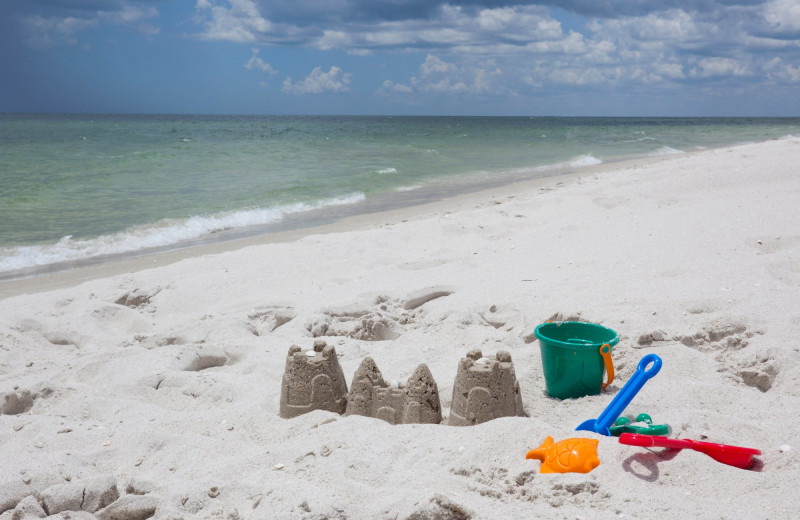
left=576, top=354, right=662, bottom=436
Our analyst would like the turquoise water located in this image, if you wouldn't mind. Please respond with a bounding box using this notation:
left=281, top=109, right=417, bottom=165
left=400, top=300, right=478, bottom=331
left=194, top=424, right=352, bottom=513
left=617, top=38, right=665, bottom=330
left=2, top=114, right=799, bottom=277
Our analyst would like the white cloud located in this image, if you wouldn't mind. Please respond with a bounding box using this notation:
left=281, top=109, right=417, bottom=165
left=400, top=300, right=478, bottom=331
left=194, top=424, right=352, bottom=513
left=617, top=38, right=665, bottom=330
left=652, top=61, right=686, bottom=80
left=587, top=9, right=706, bottom=52
left=419, top=55, right=453, bottom=77
left=473, top=5, right=563, bottom=42
left=187, top=2, right=800, bottom=98
left=378, top=54, right=504, bottom=97
left=525, top=31, right=587, bottom=55
left=414, top=55, right=501, bottom=94
left=244, top=48, right=277, bottom=74
left=369, top=2, right=800, bottom=102
left=762, top=0, right=800, bottom=35
left=282, top=66, right=351, bottom=94
left=195, top=0, right=271, bottom=43
left=379, top=80, right=413, bottom=94
left=316, top=30, right=351, bottom=50
left=763, top=57, right=800, bottom=82
left=689, top=57, right=750, bottom=78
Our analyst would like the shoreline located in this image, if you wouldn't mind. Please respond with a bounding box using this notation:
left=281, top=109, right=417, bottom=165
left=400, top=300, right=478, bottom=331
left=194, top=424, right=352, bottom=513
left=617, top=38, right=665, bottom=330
left=3, top=116, right=793, bottom=289
left=0, top=148, right=696, bottom=299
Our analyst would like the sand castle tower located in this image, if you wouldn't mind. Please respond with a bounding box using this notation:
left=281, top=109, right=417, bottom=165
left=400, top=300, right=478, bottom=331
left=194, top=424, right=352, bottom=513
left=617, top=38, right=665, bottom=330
left=279, top=340, right=348, bottom=419
left=403, top=363, right=443, bottom=424
left=447, top=349, right=526, bottom=426
left=344, top=357, right=442, bottom=425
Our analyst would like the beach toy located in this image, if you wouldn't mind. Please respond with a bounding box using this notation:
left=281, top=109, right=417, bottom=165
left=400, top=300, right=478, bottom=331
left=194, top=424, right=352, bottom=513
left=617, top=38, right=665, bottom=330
left=619, top=433, right=761, bottom=469
left=576, top=354, right=662, bottom=436
left=535, top=321, right=618, bottom=399
left=526, top=436, right=601, bottom=474
left=610, top=413, right=670, bottom=436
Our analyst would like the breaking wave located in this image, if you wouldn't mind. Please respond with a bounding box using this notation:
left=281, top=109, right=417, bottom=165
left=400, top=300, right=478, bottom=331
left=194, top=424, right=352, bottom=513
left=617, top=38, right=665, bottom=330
left=0, top=193, right=365, bottom=274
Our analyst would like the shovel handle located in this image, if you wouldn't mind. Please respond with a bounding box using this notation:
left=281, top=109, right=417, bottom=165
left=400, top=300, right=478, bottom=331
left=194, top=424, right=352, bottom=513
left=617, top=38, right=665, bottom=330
left=619, top=433, right=692, bottom=450
left=578, top=354, right=662, bottom=436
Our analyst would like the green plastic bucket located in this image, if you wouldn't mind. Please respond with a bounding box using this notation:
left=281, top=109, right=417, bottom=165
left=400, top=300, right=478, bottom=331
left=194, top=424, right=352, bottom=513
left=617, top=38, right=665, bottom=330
left=534, top=321, right=619, bottom=399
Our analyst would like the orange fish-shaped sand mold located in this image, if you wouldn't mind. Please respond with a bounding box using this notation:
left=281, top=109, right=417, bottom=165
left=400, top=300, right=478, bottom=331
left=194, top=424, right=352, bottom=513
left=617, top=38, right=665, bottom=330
left=526, top=436, right=600, bottom=474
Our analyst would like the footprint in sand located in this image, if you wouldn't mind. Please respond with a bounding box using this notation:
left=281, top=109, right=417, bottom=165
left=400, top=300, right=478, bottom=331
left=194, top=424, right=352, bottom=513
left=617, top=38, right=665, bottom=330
left=247, top=306, right=297, bottom=336
left=132, top=335, right=187, bottom=350
left=478, top=304, right=522, bottom=331
left=138, top=347, right=236, bottom=409
left=682, top=299, right=724, bottom=315
left=636, top=329, right=671, bottom=348
left=1, top=385, right=54, bottom=415
left=143, top=371, right=236, bottom=408
left=1, top=388, right=35, bottom=415
left=400, top=286, right=454, bottom=310
left=175, top=348, right=229, bottom=372
left=114, top=287, right=162, bottom=309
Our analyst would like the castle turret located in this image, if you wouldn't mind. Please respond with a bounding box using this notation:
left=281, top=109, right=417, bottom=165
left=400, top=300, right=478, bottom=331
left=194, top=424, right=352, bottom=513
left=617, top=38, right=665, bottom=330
left=402, top=363, right=442, bottom=425
left=447, top=349, right=525, bottom=426
left=279, top=340, right=348, bottom=418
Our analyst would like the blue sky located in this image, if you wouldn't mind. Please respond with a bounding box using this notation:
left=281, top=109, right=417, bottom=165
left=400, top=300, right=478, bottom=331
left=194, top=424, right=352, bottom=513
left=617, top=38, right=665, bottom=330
left=1, top=0, right=799, bottom=115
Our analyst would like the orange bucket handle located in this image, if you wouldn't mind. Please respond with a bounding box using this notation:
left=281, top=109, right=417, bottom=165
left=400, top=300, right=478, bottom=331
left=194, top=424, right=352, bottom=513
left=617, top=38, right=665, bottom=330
left=599, top=343, right=615, bottom=390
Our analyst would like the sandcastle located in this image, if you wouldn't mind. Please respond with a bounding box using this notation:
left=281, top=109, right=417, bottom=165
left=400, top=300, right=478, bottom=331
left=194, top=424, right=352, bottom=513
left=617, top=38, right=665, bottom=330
left=279, top=340, right=348, bottom=418
left=279, top=344, right=524, bottom=426
left=447, top=349, right=526, bottom=426
left=344, top=357, right=442, bottom=425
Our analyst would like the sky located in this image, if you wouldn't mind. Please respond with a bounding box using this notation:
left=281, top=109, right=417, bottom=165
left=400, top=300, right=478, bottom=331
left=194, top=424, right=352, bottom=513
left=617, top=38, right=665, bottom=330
left=1, top=0, right=799, bottom=116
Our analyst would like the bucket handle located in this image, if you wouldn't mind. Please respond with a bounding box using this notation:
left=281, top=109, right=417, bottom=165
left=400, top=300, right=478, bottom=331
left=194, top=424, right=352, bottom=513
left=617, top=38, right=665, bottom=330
left=599, top=343, right=615, bottom=390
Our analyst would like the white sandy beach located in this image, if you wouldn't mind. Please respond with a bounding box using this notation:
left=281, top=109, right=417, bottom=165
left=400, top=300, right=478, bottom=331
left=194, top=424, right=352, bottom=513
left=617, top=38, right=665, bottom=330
left=2, top=138, right=799, bottom=519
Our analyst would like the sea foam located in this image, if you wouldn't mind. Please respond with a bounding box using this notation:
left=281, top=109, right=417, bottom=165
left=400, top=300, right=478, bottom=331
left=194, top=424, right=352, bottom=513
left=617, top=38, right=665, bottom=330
left=568, top=154, right=603, bottom=167
left=0, top=193, right=365, bottom=274
left=648, top=146, right=684, bottom=156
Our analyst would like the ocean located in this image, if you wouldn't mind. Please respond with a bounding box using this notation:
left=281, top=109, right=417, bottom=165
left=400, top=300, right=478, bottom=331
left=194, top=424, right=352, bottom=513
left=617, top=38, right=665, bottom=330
left=2, top=114, right=799, bottom=279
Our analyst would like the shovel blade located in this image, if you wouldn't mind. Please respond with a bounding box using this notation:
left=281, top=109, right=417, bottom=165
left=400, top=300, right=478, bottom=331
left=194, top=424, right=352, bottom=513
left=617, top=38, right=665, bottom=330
left=576, top=419, right=610, bottom=436
left=692, top=442, right=761, bottom=469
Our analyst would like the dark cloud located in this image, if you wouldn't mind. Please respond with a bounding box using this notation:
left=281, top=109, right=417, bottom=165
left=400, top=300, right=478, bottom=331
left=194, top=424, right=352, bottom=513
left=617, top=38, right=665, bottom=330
left=536, top=0, right=766, bottom=18
left=2, top=0, right=165, bottom=20
left=254, top=0, right=769, bottom=24
left=257, top=0, right=552, bottom=25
